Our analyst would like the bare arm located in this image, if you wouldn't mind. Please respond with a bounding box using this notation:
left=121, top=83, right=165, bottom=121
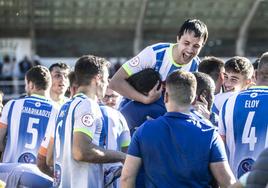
left=72, top=132, right=126, bottom=163
left=228, top=182, right=243, bottom=188
left=110, top=67, right=161, bottom=104
left=37, top=153, right=53, bottom=177
left=210, top=161, right=236, bottom=188
left=46, top=138, right=54, bottom=167
left=220, top=135, right=226, bottom=143
left=121, top=146, right=128, bottom=153
left=0, top=127, right=7, bottom=153
left=120, top=154, right=142, bottom=188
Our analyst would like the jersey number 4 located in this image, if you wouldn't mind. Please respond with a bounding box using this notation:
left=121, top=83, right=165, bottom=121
left=242, top=111, right=268, bottom=151
left=25, top=117, right=40, bottom=149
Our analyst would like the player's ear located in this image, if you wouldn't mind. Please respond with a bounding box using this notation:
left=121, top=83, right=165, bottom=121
left=29, top=81, right=35, bottom=90
left=94, top=74, right=101, bottom=85
left=176, top=36, right=180, bottom=43
left=164, top=90, right=168, bottom=104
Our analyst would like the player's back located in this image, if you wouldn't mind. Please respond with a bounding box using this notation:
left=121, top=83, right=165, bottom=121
left=54, top=94, right=104, bottom=188
left=132, top=112, right=219, bottom=188
left=1, top=95, right=57, bottom=164
left=220, top=86, right=268, bottom=178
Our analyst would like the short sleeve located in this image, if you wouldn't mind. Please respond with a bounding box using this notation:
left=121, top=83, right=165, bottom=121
left=210, top=131, right=227, bottom=163
left=118, top=112, right=131, bottom=147
left=39, top=107, right=58, bottom=156
left=73, top=99, right=101, bottom=140
left=127, top=127, right=142, bottom=158
left=122, top=46, right=154, bottom=76
left=218, top=100, right=227, bottom=136
left=0, top=100, right=14, bottom=128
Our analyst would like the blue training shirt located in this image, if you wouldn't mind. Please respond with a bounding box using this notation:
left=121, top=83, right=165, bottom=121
left=128, top=112, right=227, bottom=188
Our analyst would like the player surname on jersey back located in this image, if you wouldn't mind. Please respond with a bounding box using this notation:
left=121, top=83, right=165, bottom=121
left=245, top=100, right=259, bottom=108
left=22, top=106, right=51, bottom=118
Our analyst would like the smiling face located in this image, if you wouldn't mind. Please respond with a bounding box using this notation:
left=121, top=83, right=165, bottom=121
left=174, top=31, right=204, bottom=65
left=223, top=72, right=250, bottom=92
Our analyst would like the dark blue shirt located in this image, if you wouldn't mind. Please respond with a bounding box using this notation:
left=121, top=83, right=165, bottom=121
left=128, top=112, right=227, bottom=188
left=120, top=97, right=166, bottom=135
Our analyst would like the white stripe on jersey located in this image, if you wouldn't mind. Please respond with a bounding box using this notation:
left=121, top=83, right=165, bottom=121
left=123, top=43, right=199, bottom=81
left=0, top=96, right=57, bottom=163
left=220, top=93, right=238, bottom=173
left=54, top=94, right=104, bottom=188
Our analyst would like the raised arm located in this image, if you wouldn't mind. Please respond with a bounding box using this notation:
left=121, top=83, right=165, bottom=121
left=110, top=67, right=146, bottom=103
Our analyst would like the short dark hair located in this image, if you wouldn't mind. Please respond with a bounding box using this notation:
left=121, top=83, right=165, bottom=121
left=225, top=56, right=254, bottom=79
left=74, top=55, right=110, bottom=86
left=126, top=68, right=161, bottom=95
left=198, top=56, right=224, bottom=82
left=49, top=62, right=70, bottom=72
left=253, top=58, right=260, bottom=70
left=257, top=52, right=268, bottom=81
left=166, top=70, right=196, bottom=105
left=26, top=65, right=51, bottom=90
left=193, top=72, right=215, bottom=110
left=68, top=71, right=77, bottom=87
left=177, top=19, right=208, bottom=44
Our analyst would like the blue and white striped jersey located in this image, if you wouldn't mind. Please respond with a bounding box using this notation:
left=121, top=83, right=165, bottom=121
left=219, top=86, right=268, bottom=178
left=100, top=105, right=130, bottom=188
left=53, top=93, right=104, bottom=188
left=0, top=94, right=57, bottom=164
left=122, top=43, right=200, bottom=81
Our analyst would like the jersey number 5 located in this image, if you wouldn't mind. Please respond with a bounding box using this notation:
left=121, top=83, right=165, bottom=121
left=25, top=117, right=40, bottom=149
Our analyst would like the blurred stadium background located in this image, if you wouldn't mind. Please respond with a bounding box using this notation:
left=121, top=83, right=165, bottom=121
left=0, top=0, right=267, bottom=99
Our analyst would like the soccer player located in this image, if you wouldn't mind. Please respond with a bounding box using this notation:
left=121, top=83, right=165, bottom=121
left=229, top=147, right=268, bottom=188
left=51, top=55, right=126, bottom=188
left=120, top=68, right=166, bottom=135
left=213, top=56, right=254, bottom=115
left=110, top=19, right=208, bottom=104
left=191, top=72, right=219, bottom=127
left=37, top=70, right=76, bottom=177
left=198, top=56, right=225, bottom=94
left=0, top=65, right=58, bottom=164
left=49, top=62, right=70, bottom=106
left=219, top=52, right=268, bottom=178
left=121, top=70, right=235, bottom=187
left=100, top=105, right=131, bottom=188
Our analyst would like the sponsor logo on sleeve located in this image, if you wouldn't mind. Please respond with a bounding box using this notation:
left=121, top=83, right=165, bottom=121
left=129, top=56, right=140, bottom=67
left=81, top=114, right=94, bottom=127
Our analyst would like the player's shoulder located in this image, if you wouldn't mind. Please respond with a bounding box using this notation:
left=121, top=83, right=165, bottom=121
left=150, top=42, right=172, bottom=51
left=100, top=105, right=124, bottom=118
left=215, top=91, right=237, bottom=104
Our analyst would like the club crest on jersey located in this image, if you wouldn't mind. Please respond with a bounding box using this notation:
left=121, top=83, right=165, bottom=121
left=81, top=114, right=94, bottom=127
left=18, top=152, right=36, bottom=164
left=250, top=92, right=258, bottom=98
left=35, top=102, right=41, bottom=107
left=237, top=158, right=255, bottom=178
left=129, top=56, right=140, bottom=67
